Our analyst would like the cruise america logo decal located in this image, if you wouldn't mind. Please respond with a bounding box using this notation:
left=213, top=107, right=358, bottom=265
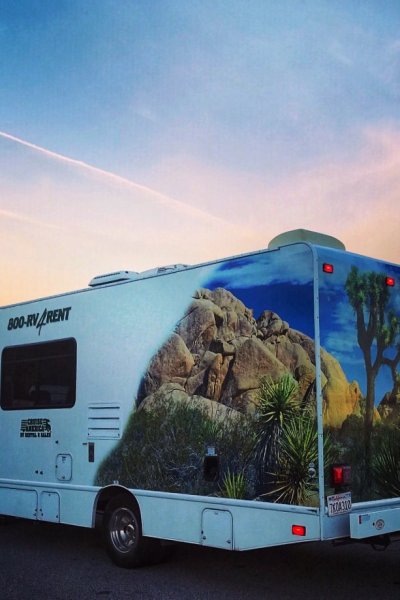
left=20, top=418, right=51, bottom=438
left=7, top=306, right=72, bottom=336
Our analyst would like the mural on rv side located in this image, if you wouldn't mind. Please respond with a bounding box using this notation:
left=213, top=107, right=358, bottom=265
left=319, top=251, right=400, bottom=502
left=96, top=247, right=400, bottom=504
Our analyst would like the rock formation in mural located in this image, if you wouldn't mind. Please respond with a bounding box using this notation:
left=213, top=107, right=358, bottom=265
left=378, top=387, right=400, bottom=424
left=137, top=287, right=361, bottom=427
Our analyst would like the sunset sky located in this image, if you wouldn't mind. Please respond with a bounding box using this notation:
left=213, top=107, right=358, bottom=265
left=1, top=1, right=400, bottom=306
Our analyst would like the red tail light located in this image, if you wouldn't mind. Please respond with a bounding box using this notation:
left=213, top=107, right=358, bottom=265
left=292, top=525, right=306, bottom=536
left=386, top=276, right=395, bottom=287
left=331, top=464, right=351, bottom=487
left=323, top=263, right=334, bottom=274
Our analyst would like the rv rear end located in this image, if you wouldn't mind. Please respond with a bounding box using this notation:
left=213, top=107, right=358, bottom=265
left=315, top=242, right=400, bottom=543
left=0, top=230, right=399, bottom=567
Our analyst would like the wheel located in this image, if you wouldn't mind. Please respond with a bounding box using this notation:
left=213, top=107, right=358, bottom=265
left=103, top=495, right=165, bottom=568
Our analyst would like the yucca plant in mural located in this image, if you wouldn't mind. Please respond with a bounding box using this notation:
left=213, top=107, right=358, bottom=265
left=219, top=469, right=247, bottom=499
left=254, top=374, right=300, bottom=495
left=266, top=416, right=332, bottom=506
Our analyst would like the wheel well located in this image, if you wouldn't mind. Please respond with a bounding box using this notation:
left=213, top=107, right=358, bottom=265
left=94, top=486, right=141, bottom=528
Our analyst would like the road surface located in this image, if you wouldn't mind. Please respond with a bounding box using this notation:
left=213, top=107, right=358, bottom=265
left=0, top=518, right=399, bottom=599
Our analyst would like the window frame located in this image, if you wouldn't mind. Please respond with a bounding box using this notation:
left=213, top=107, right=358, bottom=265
left=1, top=338, right=77, bottom=411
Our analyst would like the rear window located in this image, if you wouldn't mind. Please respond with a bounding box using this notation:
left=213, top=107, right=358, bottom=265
left=1, top=338, right=77, bottom=410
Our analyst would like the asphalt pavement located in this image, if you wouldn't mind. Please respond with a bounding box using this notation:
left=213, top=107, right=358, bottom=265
left=0, top=517, right=399, bottom=599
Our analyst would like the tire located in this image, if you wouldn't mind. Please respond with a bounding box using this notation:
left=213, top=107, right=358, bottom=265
left=103, top=495, right=155, bottom=568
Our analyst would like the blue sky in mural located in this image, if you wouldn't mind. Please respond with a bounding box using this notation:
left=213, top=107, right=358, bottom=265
left=206, top=245, right=315, bottom=339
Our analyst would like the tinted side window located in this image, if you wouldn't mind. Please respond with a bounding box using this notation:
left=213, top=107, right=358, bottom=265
left=1, top=339, right=77, bottom=410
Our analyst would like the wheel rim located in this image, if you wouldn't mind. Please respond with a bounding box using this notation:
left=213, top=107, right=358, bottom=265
left=109, top=507, right=138, bottom=554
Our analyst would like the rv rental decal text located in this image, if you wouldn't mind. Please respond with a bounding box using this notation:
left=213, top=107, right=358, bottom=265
left=20, top=418, right=51, bottom=438
left=7, top=307, right=72, bottom=336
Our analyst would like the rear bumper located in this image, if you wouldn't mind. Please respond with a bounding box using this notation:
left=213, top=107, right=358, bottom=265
left=322, top=498, right=400, bottom=541
left=350, top=506, right=400, bottom=539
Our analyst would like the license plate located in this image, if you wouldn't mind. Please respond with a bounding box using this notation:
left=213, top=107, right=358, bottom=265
left=327, top=491, right=352, bottom=517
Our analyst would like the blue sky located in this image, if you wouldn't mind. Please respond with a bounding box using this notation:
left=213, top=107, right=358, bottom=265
left=1, top=1, right=400, bottom=304
left=3, top=1, right=399, bottom=172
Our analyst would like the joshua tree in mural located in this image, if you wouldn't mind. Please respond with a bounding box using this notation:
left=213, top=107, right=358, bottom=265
left=345, top=266, right=400, bottom=483
left=255, top=374, right=300, bottom=494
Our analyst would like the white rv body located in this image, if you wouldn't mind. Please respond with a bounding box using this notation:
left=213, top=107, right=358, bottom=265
left=1, top=232, right=399, bottom=564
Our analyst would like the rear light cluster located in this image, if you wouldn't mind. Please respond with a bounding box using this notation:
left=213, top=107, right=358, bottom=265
left=323, top=263, right=396, bottom=287
left=330, top=464, right=351, bottom=490
left=291, top=465, right=352, bottom=537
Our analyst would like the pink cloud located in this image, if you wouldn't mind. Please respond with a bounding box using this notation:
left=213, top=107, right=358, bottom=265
left=137, top=126, right=400, bottom=262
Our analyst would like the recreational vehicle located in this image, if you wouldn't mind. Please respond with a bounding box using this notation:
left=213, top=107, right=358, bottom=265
left=1, top=229, right=399, bottom=567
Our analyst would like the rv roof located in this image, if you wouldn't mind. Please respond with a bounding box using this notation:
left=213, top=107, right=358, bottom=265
left=88, top=264, right=190, bottom=287
left=268, top=229, right=346, bottom=251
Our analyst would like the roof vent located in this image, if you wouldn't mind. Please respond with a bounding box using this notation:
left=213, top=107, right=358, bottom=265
left=138, top=264, right=189, bottom=278
left=268, top=229, right=345, bottom=251
left=88, top=271, right=139, bottom=287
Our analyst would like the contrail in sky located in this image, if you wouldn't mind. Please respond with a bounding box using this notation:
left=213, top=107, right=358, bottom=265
left=0, top=208, right=61, bottom=229
left=0, top=130, right=226, bottom=225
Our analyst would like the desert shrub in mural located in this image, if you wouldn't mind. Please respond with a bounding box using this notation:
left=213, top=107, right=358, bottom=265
left=372, top=426, right=400, bottom=498
left=332, top=414, right=366, bottom=499
left=96, top=390, right=257, bottom=496
left=95, top=375, right=324, bottom=503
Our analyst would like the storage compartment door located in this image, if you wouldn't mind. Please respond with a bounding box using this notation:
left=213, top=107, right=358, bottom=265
left=39, top=491, right=60, bottom=522
left=201, top=509, right=233, bottom=549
